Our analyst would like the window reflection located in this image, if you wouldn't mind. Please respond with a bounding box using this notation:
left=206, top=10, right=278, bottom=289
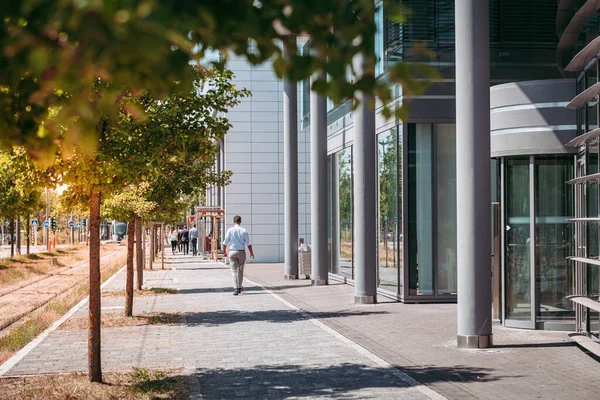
left=338, top=147, right=353, bottom=278
left=505, top=157, right=531, bottom=321
left=437, top=124, right=457, bottom=295
left=378, top=128, right=400, bottom=292
left=534, top=156, right=574, bottom=322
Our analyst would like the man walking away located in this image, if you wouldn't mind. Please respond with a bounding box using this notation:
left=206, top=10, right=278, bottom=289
left=190, top=224, right=199, bottom=256
left=222, top=215, right=254, bottom=295
left=180, top=226, right=190, bottom=255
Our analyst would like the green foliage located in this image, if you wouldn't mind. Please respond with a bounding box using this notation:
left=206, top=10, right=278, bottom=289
left=101, top=183, right=157, bottom=222
left=0, top=0, right=435, bottom=160
left=338, top=149, right=352, bottom=231
left=0, top=148, right=44, bottom=220
left=378, top=129, right=399, bottom=227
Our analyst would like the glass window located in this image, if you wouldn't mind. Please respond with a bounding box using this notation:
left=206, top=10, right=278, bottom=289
left=408, top=124, right=434, bottom=296
left=378, top=127, right=399, bottom=292
left=338, top=147, right=353, bottom=278
left=436, top=124, right=457, bottom=295
left=505, top=157, right=531, bottom=321
left=535, top=156, right=575, bottom=322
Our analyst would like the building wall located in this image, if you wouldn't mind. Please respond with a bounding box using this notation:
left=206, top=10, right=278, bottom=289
left=223, top=55, right=310, bottom=263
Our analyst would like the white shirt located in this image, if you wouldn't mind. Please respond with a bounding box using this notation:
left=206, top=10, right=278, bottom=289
left=222, top=224, right=251, bottom=251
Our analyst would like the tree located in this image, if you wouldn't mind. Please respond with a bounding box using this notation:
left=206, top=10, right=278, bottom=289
left=0, top=148, right=45, bottom=257
left=57, top=67, right=245, bottom=382
left=0, top=1, right=435, bottom=160
left=102, top=184, right=156, bottom=317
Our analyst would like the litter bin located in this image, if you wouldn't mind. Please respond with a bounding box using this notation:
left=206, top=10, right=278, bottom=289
left=298, top=243, right=311, bottom=279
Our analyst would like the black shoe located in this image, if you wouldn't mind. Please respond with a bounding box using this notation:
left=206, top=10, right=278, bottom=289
left=233, top=289, right=240, bottom=295
left=239, top=287, right=244, bottom=293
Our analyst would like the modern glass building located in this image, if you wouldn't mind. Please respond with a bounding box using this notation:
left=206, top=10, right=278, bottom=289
left=306, top=0, right=571, bottom=307
left=212, top=1, right=600, bottom=334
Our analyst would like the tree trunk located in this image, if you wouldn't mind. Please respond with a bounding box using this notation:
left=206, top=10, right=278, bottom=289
left=125, top=220, right=135, bottom=317
left=149, top=223, right=153, bottom=268
left=10, top=219, right=14, bottom=258
left=88, top=192, right=102, bottom=383
left=161, top=224, right=165, bottom=270
left=15, top=216, right=21, bottom=256
left=135, top=217, right=143, bottom=290
left=142, top=223, right=146, bottom=270
left=26, top=214, right=30, bottom=255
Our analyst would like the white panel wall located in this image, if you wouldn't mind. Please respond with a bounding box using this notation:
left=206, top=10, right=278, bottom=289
left=224, top=56, right=311, bottom=263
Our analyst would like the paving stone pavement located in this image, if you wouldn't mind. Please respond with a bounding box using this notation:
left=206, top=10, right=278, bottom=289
left=2, top=254, right=441, bottom=399
left=244, top=263, right=600, bottom=400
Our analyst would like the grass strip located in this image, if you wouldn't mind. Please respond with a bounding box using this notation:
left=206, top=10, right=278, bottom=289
left=0, top=368, right=188, bottom=399
left=58, top=312, right=182, bottom=331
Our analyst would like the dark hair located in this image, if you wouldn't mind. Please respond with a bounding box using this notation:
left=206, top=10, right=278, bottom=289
left=233, top=215, right=242, bottom=224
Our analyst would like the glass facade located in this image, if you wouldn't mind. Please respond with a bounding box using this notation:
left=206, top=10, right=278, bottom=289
left=436, top=124, right=457, bottom=295
left=408, top=124, right=434, bottom=296
left=535, top=156, right=574, bottom=322
left=502, top=156, right=575, bottom=328
left=338, top=147, right=353, bottom=278
left=505, top=157, right=531, bottom=322
left=326, top=123, right=456, bottom=300
left=377, top=127, right=401, bottom=292
left=407, top=123, right=457, bottom=298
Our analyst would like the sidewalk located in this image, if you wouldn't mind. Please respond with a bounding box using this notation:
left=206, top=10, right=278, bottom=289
left=1, top=255, right=441, bottom=399
left=244, top=263, right=600, bottom=400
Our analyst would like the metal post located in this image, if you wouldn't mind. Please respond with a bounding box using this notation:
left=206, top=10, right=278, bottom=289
left=310, top=72, right=329, bottom=285
left=284, top=40, right=299, bottom=279
left=45, top=188, right=49, bottom=250
left=455, top=0, right=493, bottom=348
left=353, top=51, right=377, bottom=304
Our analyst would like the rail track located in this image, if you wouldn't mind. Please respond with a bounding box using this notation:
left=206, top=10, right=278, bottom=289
left=0, top=247, right=126, bottom=333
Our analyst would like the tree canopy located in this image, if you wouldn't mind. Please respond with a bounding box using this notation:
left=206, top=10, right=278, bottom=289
left=1, top=0, right=433, bottom=160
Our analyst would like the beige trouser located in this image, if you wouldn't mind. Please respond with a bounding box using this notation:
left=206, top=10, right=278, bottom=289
left=228, top=250, right=246, bottom=289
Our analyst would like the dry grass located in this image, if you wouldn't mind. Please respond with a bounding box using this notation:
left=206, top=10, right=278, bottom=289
left=0, top=368, right=188, bottom=399
left=58, top=312, right=182, bottom=331
left=0, top=253, right=127, bottom=365
left=101, top=287, right=177, bottom=298
left=0, top=245, right=90, bottom=287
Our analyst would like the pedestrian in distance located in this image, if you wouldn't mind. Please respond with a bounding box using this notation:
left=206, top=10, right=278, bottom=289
left=222, top=215, right=254, bottom=295
left=189, top=224, right=199, bottom=256
left=170, top=227, right=179, bottom=254
left=180, top=225, right=190, bottom=255
left=177, top=226, right=182, bottom=253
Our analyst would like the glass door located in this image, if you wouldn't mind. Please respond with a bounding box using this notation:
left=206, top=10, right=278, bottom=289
left=503, top=157, right=535, bottom=329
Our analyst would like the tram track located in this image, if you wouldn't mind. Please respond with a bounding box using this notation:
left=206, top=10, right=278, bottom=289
left=0, top=247, right=126, bottom=334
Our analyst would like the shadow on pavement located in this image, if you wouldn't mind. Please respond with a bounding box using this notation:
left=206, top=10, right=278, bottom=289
left=178, top=287, right=264, bottom=294
left=398, top=364, right=512, bottom=384
left=191, top=363, right=503, bottom=399
left=182, top=309, right=388, bottom=326
left=492, top=342, right=576, bottom=349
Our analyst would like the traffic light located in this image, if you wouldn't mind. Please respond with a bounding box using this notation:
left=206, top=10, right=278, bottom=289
left=51, top=217, right=57, bottom=230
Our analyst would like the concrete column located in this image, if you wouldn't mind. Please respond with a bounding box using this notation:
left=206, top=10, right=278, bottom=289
left=455, top=0, right=493, bottom=348
left=310, top=73, right=328, bottom=285
left=283, top=41, right=299, bottom=279
left=353, top=52, right=377, bottom=304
